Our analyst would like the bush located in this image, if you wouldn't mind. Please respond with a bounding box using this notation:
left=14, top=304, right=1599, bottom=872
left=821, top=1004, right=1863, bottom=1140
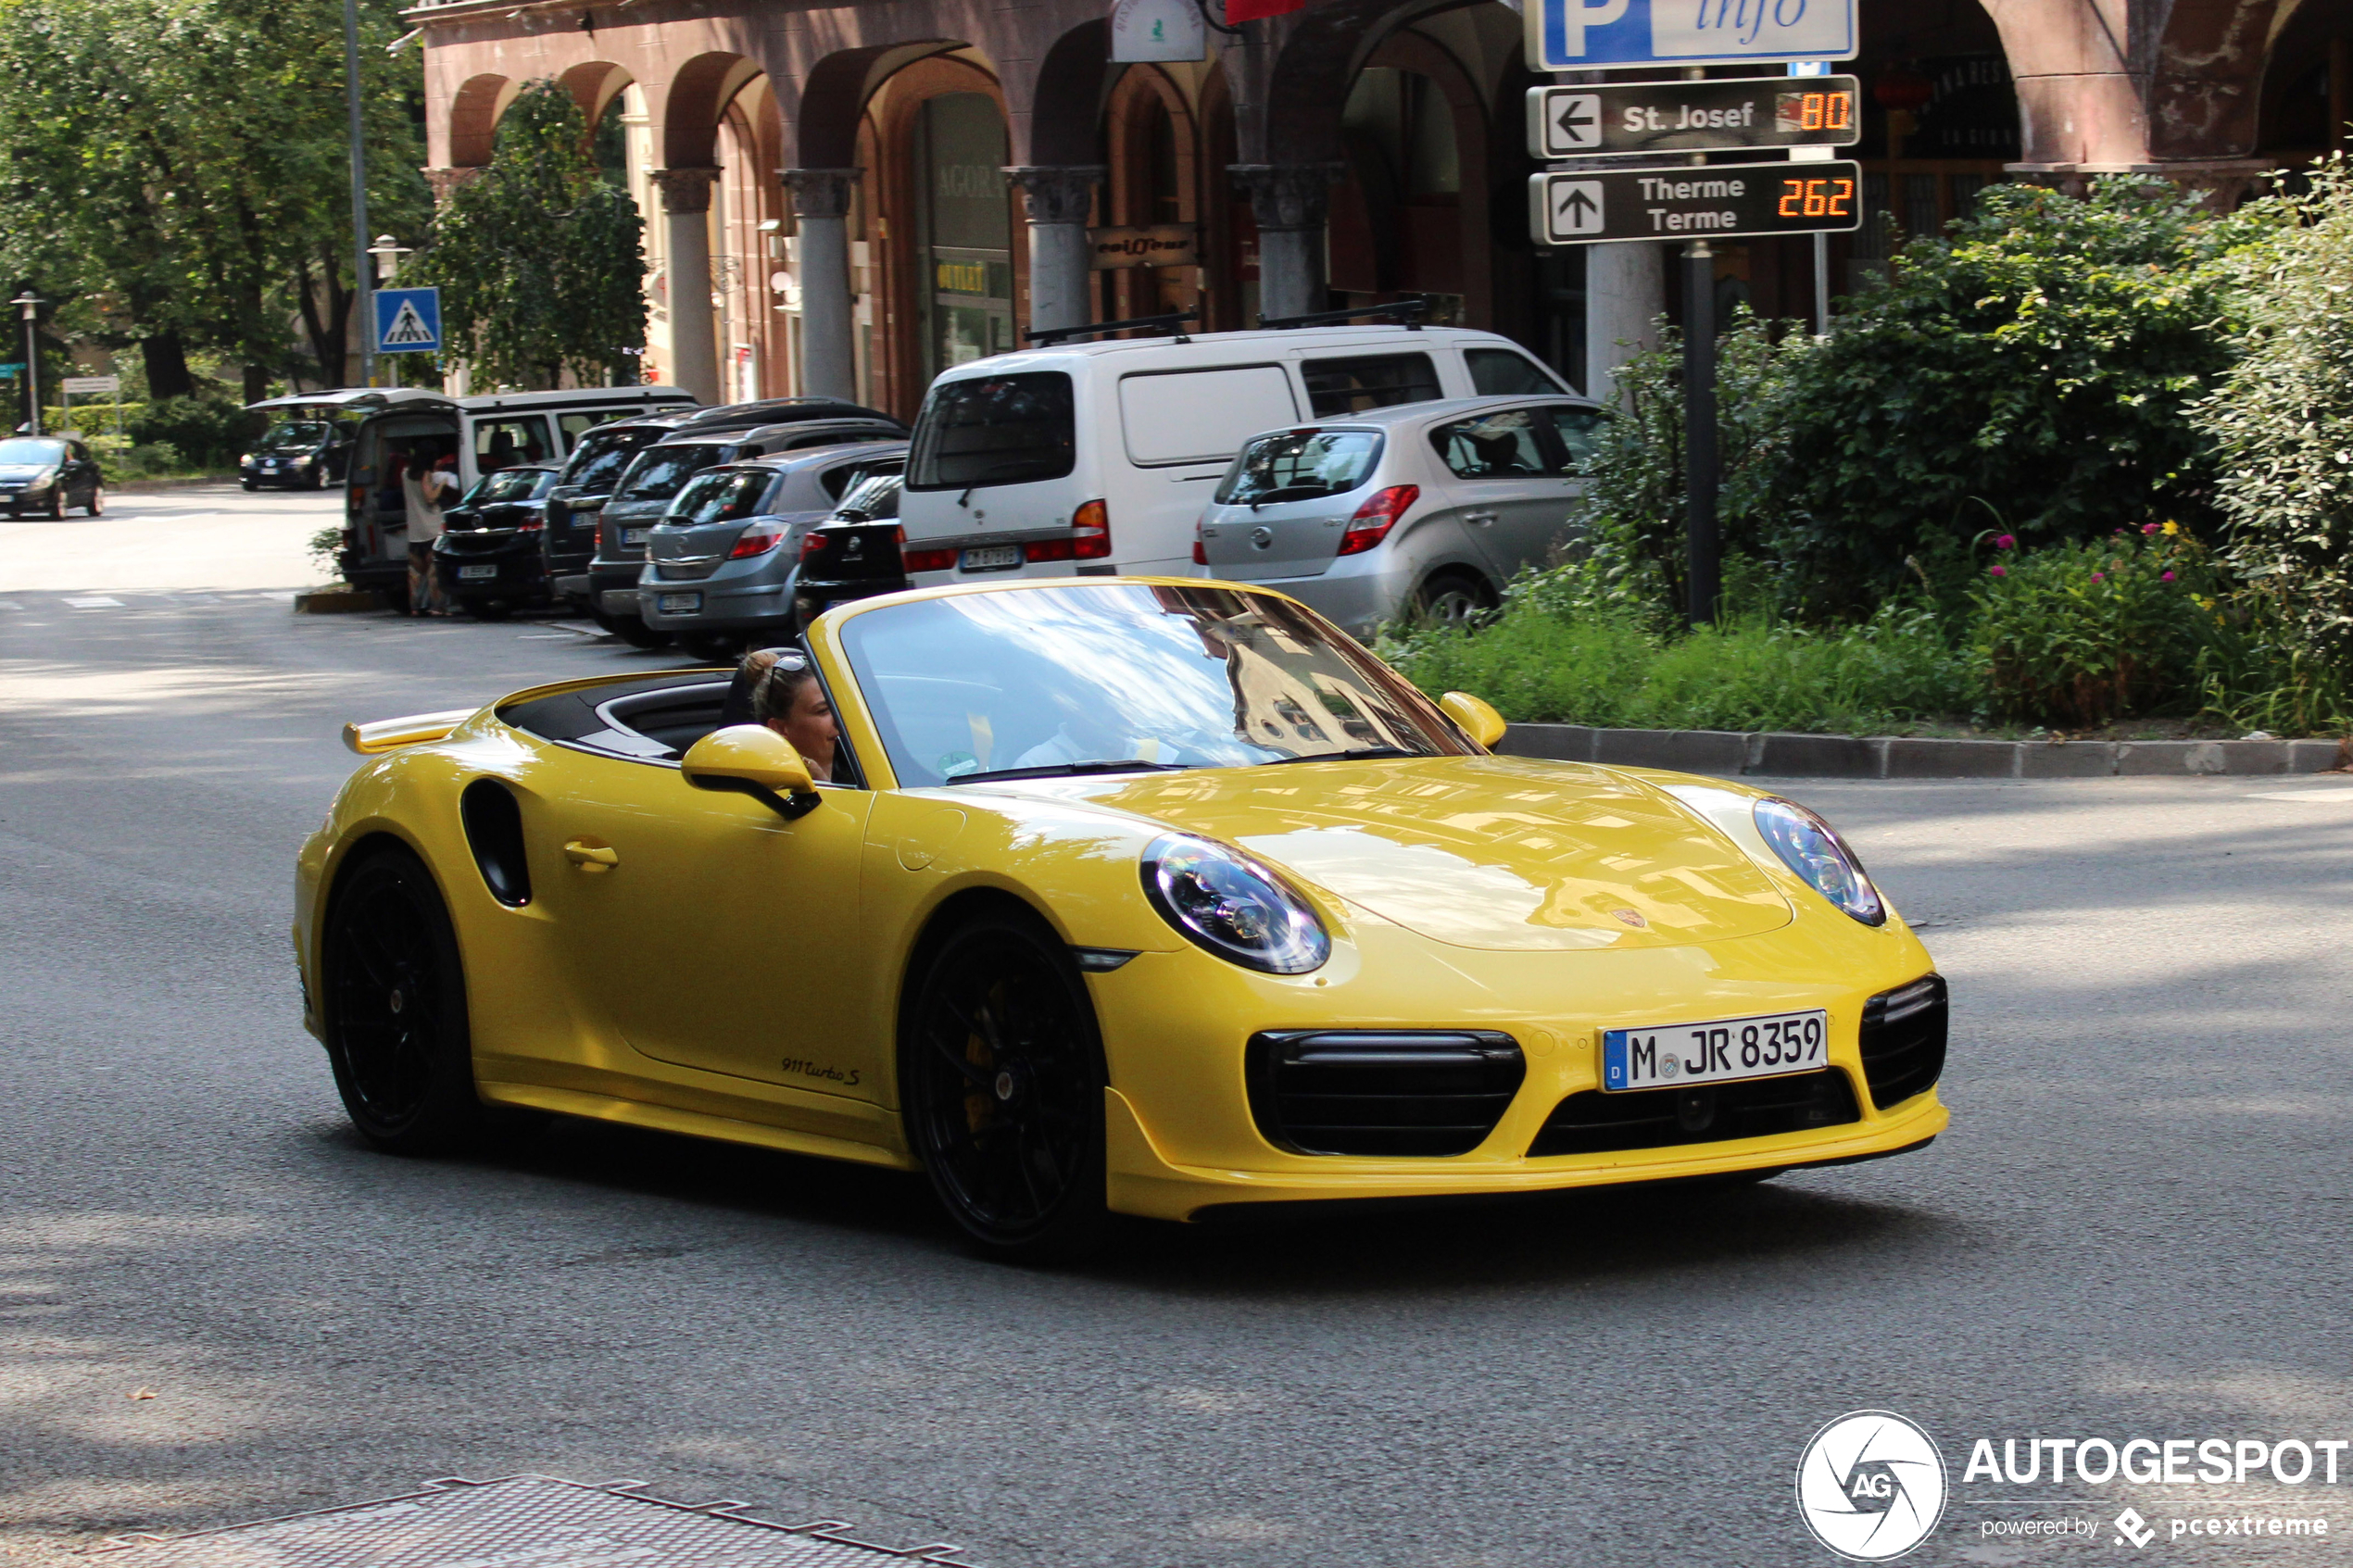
left=2197, top=158, right=2353, bottom=681
left=127, top=395, right=262, bottom=469
left=1970, top=523, right=2215, bottom=725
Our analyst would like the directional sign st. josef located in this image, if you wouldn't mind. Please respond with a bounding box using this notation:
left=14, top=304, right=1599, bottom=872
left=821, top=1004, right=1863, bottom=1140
left=1527, top=76, right=1860, bottom=159
left=1525, top=0, right=1855, bottom=71
left=1529, top=160, right=1862, bottom=245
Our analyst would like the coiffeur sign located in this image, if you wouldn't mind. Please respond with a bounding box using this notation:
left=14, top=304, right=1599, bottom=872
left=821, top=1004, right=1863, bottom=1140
left=1088, top=225, right=1199, bottom=270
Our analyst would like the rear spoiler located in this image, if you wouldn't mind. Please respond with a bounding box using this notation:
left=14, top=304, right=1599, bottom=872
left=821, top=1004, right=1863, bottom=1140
left=344, top=708, right=476, bottom=755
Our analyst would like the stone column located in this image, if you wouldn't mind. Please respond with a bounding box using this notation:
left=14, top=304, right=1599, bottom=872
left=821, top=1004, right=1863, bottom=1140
left=783, top=169, right=860, bottom=402
left=1585, top=243, right=1665, bottom=405
left=1004, top=167, right=1102, bottom=338
left=653, top=167, right=723, bottom=405
left=1229, top=163, right=1344, bottom=323
left=422, top=167, right=483, bottom=206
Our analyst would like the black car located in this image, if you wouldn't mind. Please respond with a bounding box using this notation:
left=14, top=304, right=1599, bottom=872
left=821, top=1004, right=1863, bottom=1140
left=585, top=415, right=907, bottom=648
left=0, top=435, right=104, bottom=518
left=431, top=462, right=561, bottom=620
left=544, top=396, right=905, bottom=634
left=240, top=419, right=351, bottom=490
left=786, top=472, right=910, bottom=632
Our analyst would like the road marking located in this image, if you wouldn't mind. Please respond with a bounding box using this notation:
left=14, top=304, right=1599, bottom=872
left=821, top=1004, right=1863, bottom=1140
left=2245, top=789, right=2353, bottom=802
left=63, top=596, right=124, bottom=608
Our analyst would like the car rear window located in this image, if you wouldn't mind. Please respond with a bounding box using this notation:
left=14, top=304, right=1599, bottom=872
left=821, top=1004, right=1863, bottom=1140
left=907, top=371, right=1075, bottom=491
left=671, top=469, right=774, bottom=524
left=835, top=473, right=904, bottom=519
left=1301, top=353, right=1441, bottom=417
left=1215, top=430, right=1383, bottom=506
left=1466, top=348, right=1569, bottom=396
left=560, top=426, right=664, bottom=493
left=1118, top=366, right=1300, bottom=466
left=617, top=444, right=728, bottom=502
left=475, top=467, right=549, bottom=503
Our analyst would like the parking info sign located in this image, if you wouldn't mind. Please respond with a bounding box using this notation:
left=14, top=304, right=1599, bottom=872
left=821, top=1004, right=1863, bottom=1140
left=1529, top=160, right=1862, bottom=245
left=1526, top=0, right=1855, bottom=71
left=372, top=287, right=442, bottom=356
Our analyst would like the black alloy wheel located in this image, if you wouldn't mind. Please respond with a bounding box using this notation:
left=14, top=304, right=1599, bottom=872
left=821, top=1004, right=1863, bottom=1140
left=321, top=846, right=489, bottom=1154
left=900, top=910, right=1110, bottom=1260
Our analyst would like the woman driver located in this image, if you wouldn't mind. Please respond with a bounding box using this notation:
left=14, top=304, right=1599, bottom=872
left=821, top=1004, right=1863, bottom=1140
left=754, top=652, right=838, bottom=784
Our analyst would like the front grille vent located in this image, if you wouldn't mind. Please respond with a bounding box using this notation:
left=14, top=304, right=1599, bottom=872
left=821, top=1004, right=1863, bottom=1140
left=1859, top=973, right=1948, bottom=1110
left=1247, top=1030, right=1525, bottom=1158
left=1529, top=1069, right=1860, bottom=1158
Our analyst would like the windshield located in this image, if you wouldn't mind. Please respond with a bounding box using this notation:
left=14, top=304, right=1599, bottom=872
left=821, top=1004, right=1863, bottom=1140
left=260, top=421, right=331, bottom=450
left=839, top=583, right=1466, bottom=787
left=671, top=469, right=773, bottom=525
left=616, top=444, right=729, bottom=503
left=1215, top=429, right=1382, bottom=507
left=471, top=467, right=549, bottom=504
left=0, top=438, right=67, bottom=466
left=560, top=426, right=665, bottom=493
left=906, top=371, right=1075, bottom=491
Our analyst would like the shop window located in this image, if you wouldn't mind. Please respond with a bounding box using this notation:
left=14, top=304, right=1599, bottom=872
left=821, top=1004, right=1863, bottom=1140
left=918, top=94, right=1014, bottom=378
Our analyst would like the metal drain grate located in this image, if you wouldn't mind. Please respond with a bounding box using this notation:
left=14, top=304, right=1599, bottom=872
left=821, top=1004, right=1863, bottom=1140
left=91, top=1474, right=977, bottom=1567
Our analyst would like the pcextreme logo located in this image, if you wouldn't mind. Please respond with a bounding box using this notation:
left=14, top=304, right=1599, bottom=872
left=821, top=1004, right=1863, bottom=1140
left=1796, top=1411, right=1950, bottom=1561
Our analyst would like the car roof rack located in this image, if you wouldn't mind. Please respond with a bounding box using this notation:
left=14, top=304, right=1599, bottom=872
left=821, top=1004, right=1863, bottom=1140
left=1259, top=295, right=1433, bottom=332
left=1023, top=308, right=1199, bottom=347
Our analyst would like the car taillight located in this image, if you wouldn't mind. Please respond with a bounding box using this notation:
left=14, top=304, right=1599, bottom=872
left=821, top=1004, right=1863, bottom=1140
left=1337, top=484, right=1419, bottom=557
left=1192, top=520, right=1207, bottom=566
left=729, top=521, right=785, bottom=559
left=800, top=532, right=828, bottom=561
left=904, top=546, right=957, bottom=572
left=1072, top=498, right=1110, bottom=560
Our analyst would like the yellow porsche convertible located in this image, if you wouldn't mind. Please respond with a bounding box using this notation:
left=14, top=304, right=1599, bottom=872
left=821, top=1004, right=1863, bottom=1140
left=295, top=579, right=1947, bottom=1256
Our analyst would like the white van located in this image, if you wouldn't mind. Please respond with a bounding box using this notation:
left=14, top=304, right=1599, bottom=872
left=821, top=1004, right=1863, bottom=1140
left=896, top=324, right=1568, bottom=583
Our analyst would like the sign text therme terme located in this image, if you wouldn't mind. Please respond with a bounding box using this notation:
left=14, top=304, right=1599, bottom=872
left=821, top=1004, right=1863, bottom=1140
left=1519, top=0, right=1860, bottom=625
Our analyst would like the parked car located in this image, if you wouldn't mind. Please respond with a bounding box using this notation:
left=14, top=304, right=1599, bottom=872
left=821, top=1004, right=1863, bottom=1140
left=301, top=577, right=1945, bottom=1259
left=1195, top=395, right=1605, bottom=634
left=0, top=434, right=104, bottom=518
left=543, top=396, right=901, bottom=630
left=586, top=419, right=907, bottom=648
left=245, top=385, right=698, bottom=604
left=786, top=472, right=910, bottom=631
left=240, top=417, right=354, bottom=490
left=430, top=461, right=563, bottom=620
left=638, top=443, right=907, bottom=659
left=897, top=320, right=1571, bottom=586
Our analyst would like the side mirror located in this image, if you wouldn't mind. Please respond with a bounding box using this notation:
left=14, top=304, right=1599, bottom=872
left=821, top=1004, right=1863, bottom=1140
left=681, top=724, right=821, bottom=820
left=1439, top=690, right=1507, bottom=749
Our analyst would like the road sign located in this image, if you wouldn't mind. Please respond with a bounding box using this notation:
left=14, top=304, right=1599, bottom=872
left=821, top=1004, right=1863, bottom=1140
left=0, top=362, right=21, bottom=376
left=1526, top=0, right=1855, bottom=71
left=373, top=286, right=442, bottom=355
left=1528, top=77, right=1860, bottom=159
left=1529, top=159, right=1861, bottom=245
left=60, top=374, right=121, bottom=395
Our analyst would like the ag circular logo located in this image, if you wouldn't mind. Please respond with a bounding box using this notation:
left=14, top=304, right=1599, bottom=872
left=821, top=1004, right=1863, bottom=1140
left=1795, top=1410, right=1947, bottom=1561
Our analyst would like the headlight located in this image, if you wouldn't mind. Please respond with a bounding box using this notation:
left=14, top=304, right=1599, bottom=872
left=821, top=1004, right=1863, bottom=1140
left=292, top=455, right=313, bottom=467
left=1753, top=798, right=1884, bottom=926
left=1142, top=834, right=1330, bottom=973
left=240, top=453, right=254, bottom=465
left=30, top=466, right=57, bottom=487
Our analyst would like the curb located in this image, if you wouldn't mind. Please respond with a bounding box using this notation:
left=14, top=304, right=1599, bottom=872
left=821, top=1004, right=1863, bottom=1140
left=294, top=585, right=386, bottom=614
left=1497, top=724, right=2350, bottom=779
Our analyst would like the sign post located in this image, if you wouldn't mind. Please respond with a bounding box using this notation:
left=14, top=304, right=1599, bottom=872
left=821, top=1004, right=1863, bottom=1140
left=1523, top=0, right=1855, bottom=624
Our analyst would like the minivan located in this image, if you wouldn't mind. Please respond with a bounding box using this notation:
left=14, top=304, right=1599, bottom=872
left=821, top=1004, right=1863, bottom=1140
left=265, top=385, right=698, bottom=602
left=895, top=323, right=1570, bottom=584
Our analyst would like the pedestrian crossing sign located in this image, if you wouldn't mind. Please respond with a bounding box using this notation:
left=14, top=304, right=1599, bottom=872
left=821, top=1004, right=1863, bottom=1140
left=373, top=287, right=442, bottom=355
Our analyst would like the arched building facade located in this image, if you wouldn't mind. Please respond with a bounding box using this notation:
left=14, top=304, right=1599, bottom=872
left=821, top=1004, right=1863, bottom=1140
left=412, top=0, right=2353, bottom=415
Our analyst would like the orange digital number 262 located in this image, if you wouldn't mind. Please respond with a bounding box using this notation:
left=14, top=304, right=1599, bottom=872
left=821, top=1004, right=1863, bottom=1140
left=1778, top=178, right=1856, bottom=220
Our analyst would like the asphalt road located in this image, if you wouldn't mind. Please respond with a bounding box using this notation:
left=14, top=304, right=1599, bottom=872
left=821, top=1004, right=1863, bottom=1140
left=5, top=492, right=2352, bottom=1566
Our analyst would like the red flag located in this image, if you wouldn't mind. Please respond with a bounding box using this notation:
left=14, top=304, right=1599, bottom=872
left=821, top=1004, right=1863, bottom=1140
left=1223, top=0, right=1305, bottom=21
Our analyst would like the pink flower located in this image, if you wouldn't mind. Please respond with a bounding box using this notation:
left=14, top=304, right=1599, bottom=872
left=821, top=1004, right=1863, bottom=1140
left=2162, top=570, right=2177, bottom=581
left=2091, top=571, right=2106, bottom=583
left=1994, top=533, right=2016, bottom=550
left=2142, top=521, right=2160, bottom=534
left=1989, top=564, right=2007, bottom=577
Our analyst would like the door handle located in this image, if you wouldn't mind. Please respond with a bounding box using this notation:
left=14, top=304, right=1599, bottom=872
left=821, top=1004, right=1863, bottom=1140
left=563, top=839, right=619, bottom=872
left=1465, top=510, right=1497, bottom=525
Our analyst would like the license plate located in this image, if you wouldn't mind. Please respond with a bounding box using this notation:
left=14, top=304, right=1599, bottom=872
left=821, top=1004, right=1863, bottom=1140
left=622, top=528, right=648, bottom=546
left=1602, top=1009, right=1828, bottom=1091
left=458, top=564, right=498, bottom=580
left=656, top=592, right=701, bottom=614
left=961, top=545, right=1022, bottom=571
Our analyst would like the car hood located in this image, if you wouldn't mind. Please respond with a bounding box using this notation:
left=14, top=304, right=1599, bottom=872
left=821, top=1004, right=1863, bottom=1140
left=1001, top=755, right=1793, bottom=951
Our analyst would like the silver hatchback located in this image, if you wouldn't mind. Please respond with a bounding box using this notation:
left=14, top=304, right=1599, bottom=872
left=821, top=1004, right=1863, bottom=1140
left=1195, top=395, right=1604, bottom=635
left=638, top=441, right=907, bottom=656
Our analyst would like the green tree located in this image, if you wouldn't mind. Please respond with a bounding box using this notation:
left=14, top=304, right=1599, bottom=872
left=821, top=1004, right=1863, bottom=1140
left=0, top=0, right=425, bottom=396
left=413, top=81, right=647, bottom=390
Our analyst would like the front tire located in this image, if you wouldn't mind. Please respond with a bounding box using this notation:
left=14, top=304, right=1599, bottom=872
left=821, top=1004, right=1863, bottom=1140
left=1413, top=570, right=1497, bottom=630
left=44, top=488, right=65, bottom=521
left=320, top=845, right=488, bottom=1154
left=83, top=486, right=104, bottom=518
left=900, top=909, right=1110, bottom=1261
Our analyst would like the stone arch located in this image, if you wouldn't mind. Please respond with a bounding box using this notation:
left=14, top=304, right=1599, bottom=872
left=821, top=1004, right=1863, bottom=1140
left=797, top=43, right=972, bottom=168
left=663, top=50, right=766, bottom=169
left=558, top=60, right=635, bottom=132
left=2149, top=0, right=2292, bottom=159
left=1265, top=0, right=1475, bottom=162
left=1103, top=65, right=1199, bottom=319
left=1330, top=28, right=1493, bottom=323
left=448, top=73, right=516, bottom=169
left=1027, top=19, right=1114, bottom=169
